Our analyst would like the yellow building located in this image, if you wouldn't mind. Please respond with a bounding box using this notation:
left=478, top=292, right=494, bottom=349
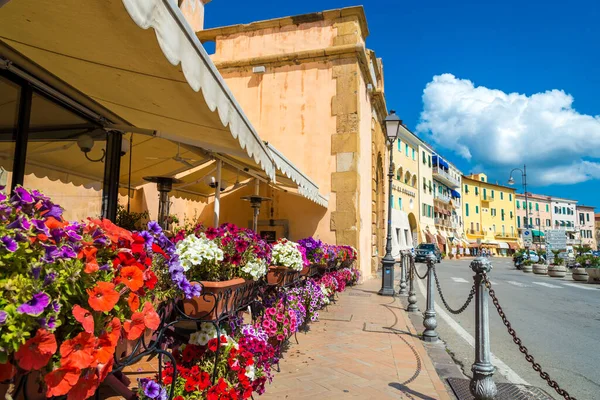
left=462, top=173, right=519, bottom=256
left=390, top=128, right=421, bottom=254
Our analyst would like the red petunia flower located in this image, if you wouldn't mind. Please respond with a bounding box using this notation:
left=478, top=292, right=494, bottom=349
left=14, top=329, right=57, bottom=371
left=67, top=370, right=99, bottom=400
left=174, top=397, right=185, bottom=400
left=72, top=305, right=94, bottom=334
left=152, top=243, right=168, bottom=259
left=184, top=380, right=196, bottom=392
left=123, top=313, right=145, bottom=341
left=87, top=282, right=119, bottom=312
left=45, top=366, right=81, bottom=397
left=197, top=371, right=211, bottom=391
left=118, top=266, right=144, bottom=291
left=0, top=361, right=16, bottom=382
left=106, top=317, right=122, bottom=346
left=142, top=302, right=160, bottom=330
left=144, top=270, right=158, bottom=290
left=131, top=234, right=146, bottom=255
left=60, top=332, right=95, bottom=369
left=97, top=358, right=114, bottom=383
left=207, top=338, right=218, bottom=352
left=128, top=293, right=140, bottom=312
left=88, top=218, right=133, bottom=245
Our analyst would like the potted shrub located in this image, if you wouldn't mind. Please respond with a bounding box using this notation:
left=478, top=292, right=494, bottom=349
left=548, top=250, right=567, bottom=278
left=582, top=256, right=600, bottom=283
left=532, top=262, right=548, bottom=275
left=267, top=238, right=305, bottom=285
left=176, top=223, right=271, bottom=320
left=572, top=256, right=591, bottom=282
left=521, top=259, right=533, bottom=273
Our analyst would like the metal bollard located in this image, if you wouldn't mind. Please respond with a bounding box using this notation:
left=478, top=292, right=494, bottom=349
left=422, top=255, right=438, bottom=342
left=398, top=252, right=408, bottom=296
left=407, top=254, right=419, bottom=312
left=469, top=257, right=497, bottom=400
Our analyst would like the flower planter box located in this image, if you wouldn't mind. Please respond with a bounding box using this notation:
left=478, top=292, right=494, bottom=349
left=0, top=371, right=45, bottom=400
left=522, top=264, right=533, bottom=273
left=115, top=329, right=154, bottom=360
left=572, top=267, right=589, bottom=282
left=267, top=266, right=289, bottom=285
left=181, top=278, right=249, bottom=321
left=532, top=264, right=548, bottom=275
left=586, top=268, right=600, bottom=283
left=548, top=265, right=567, bottom=278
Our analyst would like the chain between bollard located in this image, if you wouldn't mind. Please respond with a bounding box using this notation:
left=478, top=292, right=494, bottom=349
left=432, top=265, right=475, bottom=315
left=413, top=262, right=428, bottom=280
left=482, top=271, right=577, bottom=400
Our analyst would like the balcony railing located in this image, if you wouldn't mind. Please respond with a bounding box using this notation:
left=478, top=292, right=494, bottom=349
left=435, top=218, right=451, bottom=228
left=432, top=166, right=460, bottom=188
left=468, top=229, right=485, bottom=236
left=434, top=192, right=451, bottom=203
left=495, top=232, right=519, bottom=239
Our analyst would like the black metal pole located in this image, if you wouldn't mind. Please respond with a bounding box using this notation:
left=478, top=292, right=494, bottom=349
left=10, top=84, right=32, bottom=191
left=379, top=140, right=395, bottom=296
left=523, top=164, right=529, bottom=260
left=101, top=131, right=123, bottom=221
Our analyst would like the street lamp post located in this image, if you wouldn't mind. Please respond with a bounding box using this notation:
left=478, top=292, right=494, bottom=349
left=508, top=165, right=529, bottom=260
left=379, top=110, right=402, bottom=296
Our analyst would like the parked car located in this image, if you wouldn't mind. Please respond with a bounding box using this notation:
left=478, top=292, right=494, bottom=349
left=415, top=243, right=442, bottom=263
left=523, top=250, right=543, bottom=263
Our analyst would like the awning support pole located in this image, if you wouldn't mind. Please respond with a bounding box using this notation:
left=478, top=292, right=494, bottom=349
left=10, top=83, right=32, bottom=191
left=101, top=131, right=123, bottom=221
left=213, top=160, right=222, bottom=227
left=252, top=179, right=260, bottom=231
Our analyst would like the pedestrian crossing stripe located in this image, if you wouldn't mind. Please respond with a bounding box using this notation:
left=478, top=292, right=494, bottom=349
left=532, top=282, right=562, bottom=288
left=562, top=283, right=598, bottom=291
left=506, top=281, right=531, bottom=288
left=451, top=277, right=469, bottom=283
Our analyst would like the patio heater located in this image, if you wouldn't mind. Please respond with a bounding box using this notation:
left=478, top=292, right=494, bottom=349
left=241, top=179, right=271, bottom=232
left=143, top=176, right=182, bottom=230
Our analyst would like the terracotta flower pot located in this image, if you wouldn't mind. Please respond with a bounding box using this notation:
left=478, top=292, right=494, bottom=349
left=548, top=265, right=567, bottom=278
left=267, top=266, right=289, bottom=285
left=300, top=265, right=310, bottom=276
left=115, top=329, right=154, bottom=360
left=182, top=278, right=249, bottom=320
left=532, top=264, right=548, bottom=275
left=572, top=267, right=589, bottom=282
left=586, top=268, right=600, bottom=283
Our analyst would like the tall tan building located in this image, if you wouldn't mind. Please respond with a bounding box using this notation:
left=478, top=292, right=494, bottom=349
left=198, top=7, right=389, bottom=275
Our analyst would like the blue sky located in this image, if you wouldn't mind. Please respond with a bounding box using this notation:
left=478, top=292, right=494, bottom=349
left=205, top=0, right=600, bottom=210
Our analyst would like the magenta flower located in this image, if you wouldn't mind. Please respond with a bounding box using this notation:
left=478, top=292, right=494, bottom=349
left=17, top=292, right=50, bottom=316
left=0, top=311, right=7, bottom=325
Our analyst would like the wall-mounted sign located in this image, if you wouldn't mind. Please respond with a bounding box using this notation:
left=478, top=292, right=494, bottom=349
left=260, top=231, right=277, bottom=244
left=392, top=184, right=416, bottom=198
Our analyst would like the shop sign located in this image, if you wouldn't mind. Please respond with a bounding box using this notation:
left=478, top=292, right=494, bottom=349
left=392, top=184, right=416, bottom=198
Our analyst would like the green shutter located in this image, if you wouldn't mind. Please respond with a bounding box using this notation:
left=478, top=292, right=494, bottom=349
left=546, top=204, right=549, bottom=212
left=476, top=206, right=479, bottom=214
left=509, top=194, right=512, bottom=201
left=500, top=192, right=504, bottom=200
left=466, top=204, right=469, bottom=217
left=535, top=203, right=539, bottom=211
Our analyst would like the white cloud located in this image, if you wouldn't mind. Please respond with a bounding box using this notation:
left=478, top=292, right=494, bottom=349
left=417, top=73, right=600, bottom=185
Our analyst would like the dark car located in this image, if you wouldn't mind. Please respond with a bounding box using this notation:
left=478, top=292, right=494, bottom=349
left=415, top=243, right=442, bottom=263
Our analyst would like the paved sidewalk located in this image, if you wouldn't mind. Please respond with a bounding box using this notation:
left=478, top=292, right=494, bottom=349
left=260, top=276, right=453, bottom=399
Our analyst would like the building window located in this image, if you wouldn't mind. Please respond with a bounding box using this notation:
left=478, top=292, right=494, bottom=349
left=502, top=225, right=505, bottom=235
left=535, top=203, right=539, bottom=211
left=476, top=223, right=480, bottom=231
left=423, top=177, right=427, bottom=190
left=405, top=143, right=409, bottom=157
left=501, top=210, right=505, bottom=221
left=428, top=155, right=431, bottom=168
left=491, top=208, right=496, bottom=217
left=535, top=218, right=540, bottom=226
left=562, top=207, right=566, bottom=214
left=587, top=213, right=590, bottom=222
left=491, top=190, right=494, bottom=198
left=422, top=151, right=426, bottom=164
left=546, top=219, right=551, bottom=226
left=483, top=188, right=487, bottom=200
left=510, top=211, right=513, bottom=219
left=476, top=206, right=479, bottom=214
left=509, top=194, right=512, bottom=201
left=492, top=224, right=496, bottom=232
left=517, top=217, right=521, bottom=228
left=398, top=198, right=402, bottom=210
left=546, top=204, right=549, bottom=212
left=466, top=203, right=469, bottom=217
left=500, top=192, right=504, bottom=200
left=516, top=200, right=520, bottom=209
left=523, top=216, right=528, bottom=228
left=422, top=203, right=426, bottom=217
left=511, top=226, right=514, bottom=236
left=464, top=184, right=469, bottom=193
left=397, top=140, right=401, bottom=151
left=475, top=187, right=479, bottom=196
left=404, top=229, right=410, bottom=246
left=530, top=217, right=533, bottom=226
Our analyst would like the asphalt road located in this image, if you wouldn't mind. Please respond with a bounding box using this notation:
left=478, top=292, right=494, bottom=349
left=409, top=258, right=600, bottom=400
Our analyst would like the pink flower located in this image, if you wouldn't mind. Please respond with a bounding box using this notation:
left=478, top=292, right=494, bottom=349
left=276, top=313, right=284, bottom=322
left=266, top=308, right=276, bottom=317
left=276, top=334, right=285, bottom=341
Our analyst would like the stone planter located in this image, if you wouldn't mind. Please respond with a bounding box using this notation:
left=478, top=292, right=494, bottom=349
left=532, top=264, right=547, bottom=275
left=572, top=267, right=589, bottom=282
left=548, top=265, right=567, bottom=278
left=522, top=263, right=533, bottom=273
left=182, top=278, right=249, bottom=320
left=586, top=268, right=600, bottom=283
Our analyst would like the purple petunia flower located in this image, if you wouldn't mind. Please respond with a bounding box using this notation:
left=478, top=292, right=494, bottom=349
left=42, top=204, right=63, bottom=220
left=147, top=221, right=162, bottom=235
left=0, top=311, right=7, bottom=325
left=139, top=231, right=154, bottom=248
left=31, top=219, right=49, bottom=236
left=99, top=263, right=111, bottom=271
left=41, top=243, right=60, bottom=263
left=51, top=300, right=61, bottom=313
left=38, top=315, right=57, bottom=330
left=43, top=272, right=57, bottom=286
left=17, top=292, right=50, bottom=316
left=31, top=267, right=41, bottom=280
left=143, top=380, right=161, bottom=399
left=60, top=245, right=77, bottom=259
left=10, top=187, right=34, bottom=208
left=1, top=236, right=17, bottom=252
left=7, top=216, right=31, bottom=231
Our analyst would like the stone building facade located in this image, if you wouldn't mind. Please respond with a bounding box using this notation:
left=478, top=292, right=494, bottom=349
left=198, top=6, right=389, bottom=276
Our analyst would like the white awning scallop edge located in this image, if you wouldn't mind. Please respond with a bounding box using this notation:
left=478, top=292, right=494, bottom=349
left=121, top=0, right=276, bottom=180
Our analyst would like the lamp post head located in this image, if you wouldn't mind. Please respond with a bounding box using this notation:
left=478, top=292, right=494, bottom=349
left=385, top=110, right=402, bottom=143
left=508, top=176, right=515, bottom=186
